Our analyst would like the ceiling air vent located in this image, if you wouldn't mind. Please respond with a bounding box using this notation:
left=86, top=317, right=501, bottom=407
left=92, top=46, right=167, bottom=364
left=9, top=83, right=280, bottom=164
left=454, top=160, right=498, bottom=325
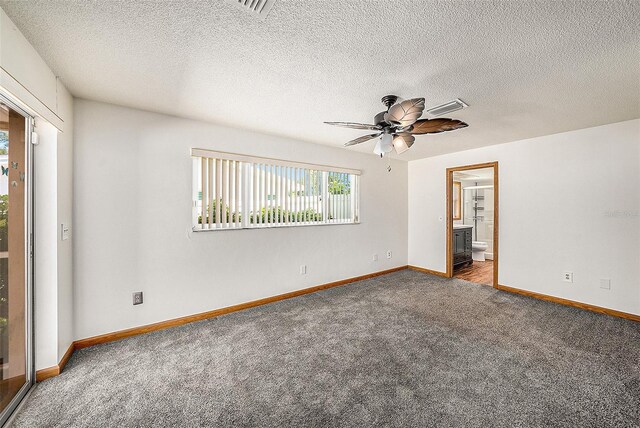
left=426, top=99, right=468, bottom=117
left=227, top=0, right=277, bottom=20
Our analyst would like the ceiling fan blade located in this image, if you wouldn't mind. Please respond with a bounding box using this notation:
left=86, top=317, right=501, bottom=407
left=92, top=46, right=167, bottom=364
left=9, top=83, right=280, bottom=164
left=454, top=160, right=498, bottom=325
left=409, top=118, right=468, bottom=135
left=384, top=98, right=425, bottom=127
left=325, top=122, right=382, bottom=131
left=344, top=133, right=382, bottom=146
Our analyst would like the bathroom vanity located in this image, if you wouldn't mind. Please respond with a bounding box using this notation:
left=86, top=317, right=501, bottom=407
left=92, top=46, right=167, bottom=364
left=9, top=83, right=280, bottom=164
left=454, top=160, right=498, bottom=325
left=453, top=225, right=473, bottom=268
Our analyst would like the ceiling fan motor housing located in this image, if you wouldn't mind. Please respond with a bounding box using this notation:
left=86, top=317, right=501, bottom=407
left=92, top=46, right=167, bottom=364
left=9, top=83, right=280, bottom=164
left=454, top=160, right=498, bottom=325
left=381, top=94, right=398, bottom=109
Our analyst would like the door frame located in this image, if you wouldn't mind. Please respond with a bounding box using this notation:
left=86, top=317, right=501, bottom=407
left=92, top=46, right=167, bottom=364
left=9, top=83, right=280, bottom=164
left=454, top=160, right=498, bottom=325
left=0, top=94, right=34, bottom=427
left=446, top=161, right=499, bottom=287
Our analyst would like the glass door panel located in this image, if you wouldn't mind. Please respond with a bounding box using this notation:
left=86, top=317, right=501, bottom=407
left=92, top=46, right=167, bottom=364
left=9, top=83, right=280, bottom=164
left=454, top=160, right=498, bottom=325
left=0, top=102, right=31, bottom=423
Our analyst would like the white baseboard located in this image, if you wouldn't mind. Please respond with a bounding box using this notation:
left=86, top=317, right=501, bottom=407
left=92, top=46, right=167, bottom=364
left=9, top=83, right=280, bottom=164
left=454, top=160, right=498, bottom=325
left=485, top=253, right=494, bottom=260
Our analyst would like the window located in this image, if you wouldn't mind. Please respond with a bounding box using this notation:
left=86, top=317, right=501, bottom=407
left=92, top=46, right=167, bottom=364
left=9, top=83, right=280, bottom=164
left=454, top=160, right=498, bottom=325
left=192, top=149, right=361, bottom=231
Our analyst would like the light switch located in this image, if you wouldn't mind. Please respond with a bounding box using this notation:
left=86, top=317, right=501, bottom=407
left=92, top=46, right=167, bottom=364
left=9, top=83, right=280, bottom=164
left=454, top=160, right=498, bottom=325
left=61, top=223, right=70, bottom=241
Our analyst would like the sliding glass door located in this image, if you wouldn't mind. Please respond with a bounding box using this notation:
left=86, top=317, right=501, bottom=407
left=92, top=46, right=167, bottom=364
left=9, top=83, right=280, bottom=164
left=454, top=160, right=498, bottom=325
left=0, top=99, right=32, bottom=425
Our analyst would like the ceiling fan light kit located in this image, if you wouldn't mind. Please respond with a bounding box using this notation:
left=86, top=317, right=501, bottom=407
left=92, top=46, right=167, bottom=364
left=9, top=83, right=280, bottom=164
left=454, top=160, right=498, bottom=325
left=374, top=133, right=394, bottom=156
left=392, top=134, right=412, bottom=154
left=325, top=95, right=469, bottom=156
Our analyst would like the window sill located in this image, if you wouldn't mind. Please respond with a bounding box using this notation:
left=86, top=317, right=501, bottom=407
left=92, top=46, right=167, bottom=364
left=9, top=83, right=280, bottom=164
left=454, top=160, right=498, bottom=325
left=192, top=221, right=361, bottom=232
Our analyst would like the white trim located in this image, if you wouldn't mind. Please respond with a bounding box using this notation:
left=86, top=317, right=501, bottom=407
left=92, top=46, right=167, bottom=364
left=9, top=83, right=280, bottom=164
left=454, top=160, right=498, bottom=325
left=193, top=220, right=360, bottom=232
left=0, top=68, right=64, bottom=132
left=191, top=148, right=362, bottom=176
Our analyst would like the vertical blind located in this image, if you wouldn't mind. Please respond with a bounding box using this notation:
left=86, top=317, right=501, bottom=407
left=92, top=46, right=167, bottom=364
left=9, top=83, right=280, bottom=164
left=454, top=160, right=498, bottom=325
left=192, top=149, right=361, bottom=231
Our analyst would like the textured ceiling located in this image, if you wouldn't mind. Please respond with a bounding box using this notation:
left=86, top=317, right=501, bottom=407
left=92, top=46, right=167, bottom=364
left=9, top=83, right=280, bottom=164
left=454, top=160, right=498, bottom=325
left=1, top=0, right=639, bottom=160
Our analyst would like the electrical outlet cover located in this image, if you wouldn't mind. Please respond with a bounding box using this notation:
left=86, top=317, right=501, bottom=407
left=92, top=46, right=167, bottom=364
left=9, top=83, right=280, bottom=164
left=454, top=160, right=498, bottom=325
left=133, top=292, right=143, bottom=305
left=563, top=272, right=573, bottom=283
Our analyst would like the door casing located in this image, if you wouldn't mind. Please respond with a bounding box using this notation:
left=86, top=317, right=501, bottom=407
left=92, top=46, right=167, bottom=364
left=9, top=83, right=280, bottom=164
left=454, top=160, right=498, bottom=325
left=446, top=162, right=499, bottom=287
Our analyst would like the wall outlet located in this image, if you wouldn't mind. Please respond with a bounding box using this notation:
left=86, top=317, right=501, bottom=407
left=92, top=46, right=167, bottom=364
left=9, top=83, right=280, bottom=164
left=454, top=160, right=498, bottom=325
left=600, top=278, right=611, bottom=290
left=372, top=254, right=378, bottom=262
left=386, top=250, right=392, bottom=259
left=563, top=272, right=573, bottom=283
left=133, top=292, right=143, bottom=305
left=300, top=265, right=307, bottom=275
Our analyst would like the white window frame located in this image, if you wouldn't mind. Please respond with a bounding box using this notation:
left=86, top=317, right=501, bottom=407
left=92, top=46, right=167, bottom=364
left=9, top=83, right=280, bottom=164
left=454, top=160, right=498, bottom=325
left=192, top=148, right=361, bottom=231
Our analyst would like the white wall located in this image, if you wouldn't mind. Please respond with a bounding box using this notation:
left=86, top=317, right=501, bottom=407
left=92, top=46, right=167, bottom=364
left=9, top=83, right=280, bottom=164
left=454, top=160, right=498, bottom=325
left=33, top=88, right=75, bottom=370
left=409, top=119, right=640, bottom=316
left=33, top=119, right=58, bottom=370
left=73, top=99, right=408, bottom=340
left=0, top=6, right=74, bottom=370
left=56, top=84, right=74, bottom=360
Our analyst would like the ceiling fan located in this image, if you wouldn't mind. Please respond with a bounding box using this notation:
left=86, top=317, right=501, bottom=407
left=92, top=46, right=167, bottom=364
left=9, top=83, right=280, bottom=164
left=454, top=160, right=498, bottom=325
left=325, top=95, right=468, bottom=155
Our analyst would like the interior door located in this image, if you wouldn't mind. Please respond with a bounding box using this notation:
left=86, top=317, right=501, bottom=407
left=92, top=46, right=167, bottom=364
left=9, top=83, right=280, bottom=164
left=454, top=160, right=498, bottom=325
left=0, top=101, right=32, bottom=425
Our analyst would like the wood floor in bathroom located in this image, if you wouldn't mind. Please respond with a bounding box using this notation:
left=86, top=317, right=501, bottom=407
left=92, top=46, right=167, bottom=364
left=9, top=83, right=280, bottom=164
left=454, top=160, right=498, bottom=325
left=453, top=260, right=494, bottom=286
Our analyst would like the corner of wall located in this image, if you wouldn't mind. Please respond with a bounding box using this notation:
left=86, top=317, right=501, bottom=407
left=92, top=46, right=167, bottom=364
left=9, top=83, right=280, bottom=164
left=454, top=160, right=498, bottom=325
left=56, top=84, right=74, bottom=363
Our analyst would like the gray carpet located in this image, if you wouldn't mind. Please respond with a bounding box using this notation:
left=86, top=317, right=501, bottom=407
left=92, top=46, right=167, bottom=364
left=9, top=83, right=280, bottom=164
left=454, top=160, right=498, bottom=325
left=13, top=270, right=640, bottom=427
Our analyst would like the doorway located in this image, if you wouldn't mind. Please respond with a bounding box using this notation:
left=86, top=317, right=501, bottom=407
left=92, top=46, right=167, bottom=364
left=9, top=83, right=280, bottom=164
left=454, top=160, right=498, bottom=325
left=0, top=98, right=33, bottom=425
left=446, top=162, right=498, bottom=287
